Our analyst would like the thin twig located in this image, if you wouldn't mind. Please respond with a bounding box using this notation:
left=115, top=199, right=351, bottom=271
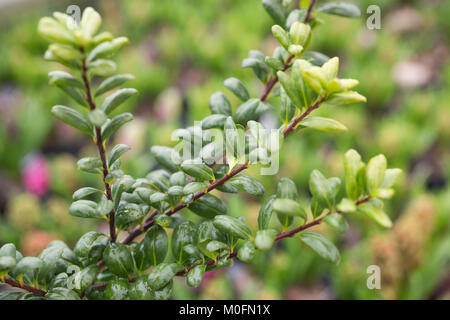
left=80, top=49, right=117, bottom=242
left=304, top=0, right=317, bottom=23
left=3, top=277, right=47, bottom=296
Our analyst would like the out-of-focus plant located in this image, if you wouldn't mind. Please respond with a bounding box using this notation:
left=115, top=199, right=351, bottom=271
left=0, top=1, right=402, bottom=300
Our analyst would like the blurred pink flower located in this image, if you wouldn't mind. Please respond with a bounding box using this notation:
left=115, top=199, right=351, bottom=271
left=22, top=155, right=50, bottom=197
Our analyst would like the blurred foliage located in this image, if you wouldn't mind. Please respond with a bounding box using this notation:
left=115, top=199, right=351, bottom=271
left=0, top=0, right=449, bottom=299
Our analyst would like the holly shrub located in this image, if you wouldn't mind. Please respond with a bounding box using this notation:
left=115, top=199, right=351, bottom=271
left=0, top=1, right=402, bottom=300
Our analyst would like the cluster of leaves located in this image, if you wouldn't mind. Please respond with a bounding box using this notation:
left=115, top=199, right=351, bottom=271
left=0, top=1, right=401, bottom=300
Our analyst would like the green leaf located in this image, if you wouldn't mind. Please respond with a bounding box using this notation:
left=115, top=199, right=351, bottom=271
left=108, top=144, right=131, bottom=167
left=201, top=114, right=228, bottom=129
left=300, top=116, right=347, bottom=132
left=11, top=257, right=44, bottom=285
left=300, top=232, right=341, bottom=265
left=38, top=17, right=75, bottom=44
left=358, top=201, right=393, bottom=228
left=186, top=265, right=206, bottom=288
left=277, top=71, right=302, bottom=108
left=95, top=74, right=135, bottom=97
left=172, top=222, right=197, bottom=264
left=224, top=77, right=249, bottom=101
left=213, top=215, right=252, bottom=240
left=129, top=276, right=154, bottom=300
left=276, top=177, right=297, bottom=200
left=116, top=203, right=145, bottom=230
left=51, top=105, right=93, bottom=136
left=0, top=243, right=16, bottom=258
left=183, top=182, right=207, bottom=195
left=96, top=198, right=114, bottom=217
left=181, top=159, right=214, bottom=181
left=153, top=214, right=173, bottom=228
left=265, top=56, right=285, bottom=71
left=262, top=0, right=287, bottom=25
left=381, top=168, right=402, bottom=189
left=209, top=91, right=232, bottom=116
left=237, top=240, right=256, bottom=262
left=88, top=59, right=117, bottom=77
left=88, top=109, right=107, bottom=127
left=336, top=198, right=357, bottom=213
left=303, top=51, right=330, bottom=66
left=366, top=154, right=387, bottom=196
left=46, top=288, right=80, bottom=300
left=0, top=256, right=16, bottom=272
left=104, top=279, right=129, bottom=300
left=280, top=86, right=296, bottom=124
left=77, top=157, right=102, bottom=174
left=87, top=37, right=129, bottom=62
left=100, top=88, right=138, bottom=115
left=254, top=229, right=277, bottom=251
left=103, top=243, right=134, bottom=278
left=229, top=174, right=265, bottom=197
left=285, top=8, right=307, bottom=29
left=134, top=225, right=168, bottom=271
left=309, top=170, right=340, bottom=209
left=151, top=146, right=181, bottom=173
left=147, top=263, right=179, bottom=291
left=73, top=231, right=106, bottom=257
left=58, top=85, right=88, bottom=107
left=72, top=187, right=102, bottom=200
left=188, top=194, right=227, bottom=219
left=317, top=1, right=361, bottom=18
left=233, top=98, right=260, bottom=125
left=153, top=280, right=173, bottom=300
left=272, top=198, right=306, bottom=218
left=323, top=213, right=348, bottom=233
left=170, top=171, right=187, bottom=187
left=80, top=7, right=102, bottom=37
left=74, top=265, right=99, bottom=291
left=258, top=195, right=276, bottom=230
left=326, top=91, right=366, bottom=105
left=197, top=221, right=226, bottom=259
left=48, top=71, right=84, bottom=89
left=344, top=149, right=365, bottom=200
left=101, top=112, right=133, bottom=141
left=69, top=200, right=103, bottom=219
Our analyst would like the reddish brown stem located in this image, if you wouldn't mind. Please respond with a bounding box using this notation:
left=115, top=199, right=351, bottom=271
left=80, top=52, right=116, bottom=242
left=304, top=0, right=317, bottom=23
left=3, top=277, right=47, bottom=297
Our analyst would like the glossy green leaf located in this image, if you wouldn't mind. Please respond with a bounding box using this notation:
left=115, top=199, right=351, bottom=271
left=151, top=146, right=181, bottom=173
left=209, top=91, right=232, bottom=116
left=272, top=198, right=306, bottom=218
left=276, top=177, right=297, bottom=200
left=323, top=213, right=348, bottom=233
left=344, top=149, right=365, bottom=200
left=88, top=59, right=117, bottom=77
left=170, top=171, right=187, bottom=187
left=134, top=225, right=168, bottom=271
left=172, top=222, right=197, bottom=264
left=48, top=71, right=84, bottom=89
left=358, top=201, right=393, bottom=228
left=100, top=88, right=138, bottom=115
left=201, top=114, right=228, bottom=129
left=258, top=195, right=276, bottom=230
left=116, top=203, right=145, bottom=230
left=108, top=144, right=131, bottom=167
left=74, top=265, right=99, bottom=291
left=77, top=157, right=102, bottom=174
left=186, top=265, right=206, bottom=288
left=147, top=263, right=179, bottom=291
left=73, top=231, right=106, bottom=257
left=233, top=98, right=260, bottom=125
left=300, top=232, right=341, bottom=265
left=317, top=1, right=361, bottom=18
left=51, top=105, right=93, bottom=136
left=254, top=229, right=277, bottom=251
left=224, top=77, right=249, bottom=101
left=103, top=243, right=134, bottom=278
left=95, top=74, right=135, bottom=97
left=46, top=288, right=80, bottom=300
left=87, top=37, right=129, bottom=62
left=229, top=174, right=265, bottom=197
left=366, top=154, right=387, bottom=196
left=88, top=109, right=107, bottom=127
left=262, top=0, right=287, bottom=25
left=181, top=159, right=214, bottom=181
left=129, top=276, right=153, bottom=300
left=183, top=182, right=207, bottom=195
left=188, top=194, right=227, bottom=219
left=300, top=116, right=347, bottom=132
left=101, top=112, right=133, bottom=141
left=69, top=200, right=103, bottom=219
left=309, top=170, right=341, bottom=209
left=213, top=215, right=252, bottom=240
left=104, top=279, right=129, bottom=300
left=237, top=240, right=256, bottom=262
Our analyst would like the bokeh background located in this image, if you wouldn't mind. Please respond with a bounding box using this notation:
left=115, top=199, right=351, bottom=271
left=0, top=0, right=449, bottom=299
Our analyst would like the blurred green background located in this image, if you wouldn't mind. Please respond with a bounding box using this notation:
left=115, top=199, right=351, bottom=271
left=0, top=0, right=449, bottom=299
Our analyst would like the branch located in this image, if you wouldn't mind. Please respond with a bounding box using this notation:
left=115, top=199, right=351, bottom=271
left=177, top=196, right=371, bottom=276
left=304, top=0, right=317, bottom=23
left=80, top=50, right=117, bottom=242
left=2, top=277, right=47, bottom=297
